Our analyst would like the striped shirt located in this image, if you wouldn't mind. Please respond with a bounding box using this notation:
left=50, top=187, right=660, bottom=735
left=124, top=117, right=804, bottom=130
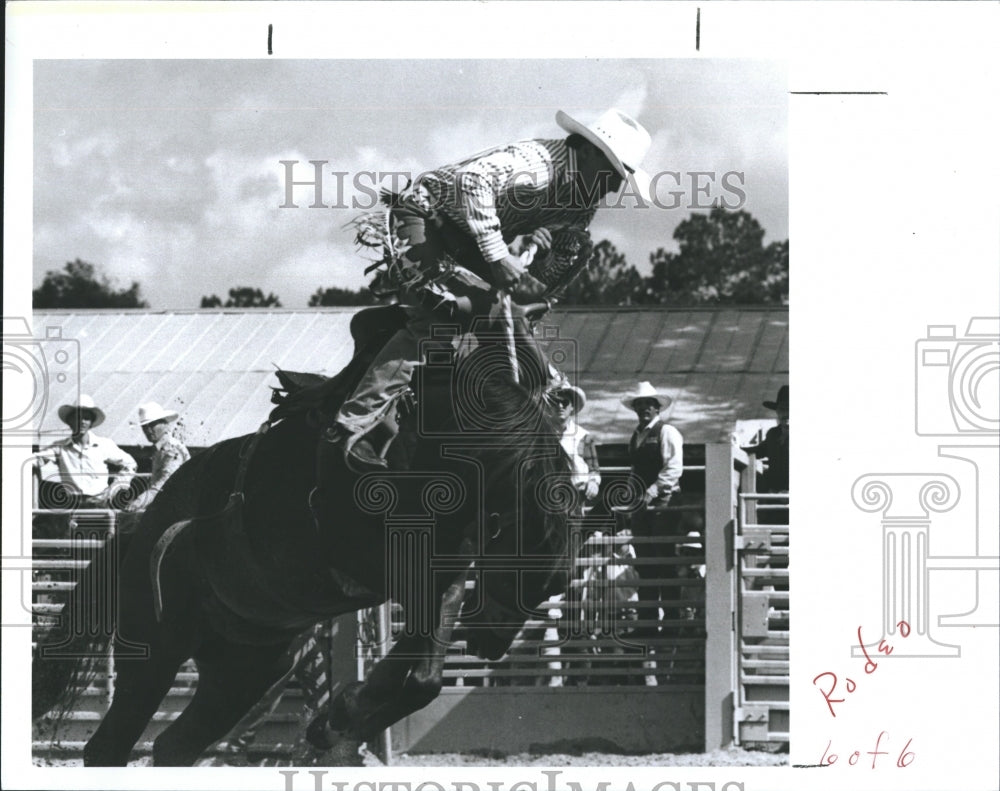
left=417, top=139, right=599, bottom=263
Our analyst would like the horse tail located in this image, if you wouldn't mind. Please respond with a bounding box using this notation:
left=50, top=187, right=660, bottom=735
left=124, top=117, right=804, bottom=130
left=32, top=528, right=126, bottom=725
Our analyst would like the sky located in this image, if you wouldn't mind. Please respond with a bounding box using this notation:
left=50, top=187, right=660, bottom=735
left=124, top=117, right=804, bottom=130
left=34, top=59, right=787, bottom=309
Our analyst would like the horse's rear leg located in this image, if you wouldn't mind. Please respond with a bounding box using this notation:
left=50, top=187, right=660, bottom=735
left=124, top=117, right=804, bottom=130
left=83, top=646, right=190, bottom=766
left=151, top=638, right=292, bottom=766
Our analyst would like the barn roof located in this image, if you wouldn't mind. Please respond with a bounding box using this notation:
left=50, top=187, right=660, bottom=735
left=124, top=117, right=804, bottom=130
left=30, top=306, right=787, bottom=447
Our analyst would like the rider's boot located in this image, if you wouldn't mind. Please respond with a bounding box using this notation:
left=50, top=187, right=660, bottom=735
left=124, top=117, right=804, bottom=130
left=319, top=422, right=391, bottom=473
left=349, top=418, right=399, bottom=472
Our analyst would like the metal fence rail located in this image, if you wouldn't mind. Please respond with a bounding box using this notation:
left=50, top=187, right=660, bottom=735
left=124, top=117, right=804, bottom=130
left=735, top=483, right=790, bottom=747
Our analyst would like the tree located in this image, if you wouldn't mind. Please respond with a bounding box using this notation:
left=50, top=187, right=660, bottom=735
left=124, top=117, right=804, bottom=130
left=642, top=208, right=788, bottom=305
left=33, top=259, right=149, bottom=308
left=200, top=287, right=282, bottom=308
left=308, top=286, right=379, bottom=307
left=558, top=239, right=644, bottom=306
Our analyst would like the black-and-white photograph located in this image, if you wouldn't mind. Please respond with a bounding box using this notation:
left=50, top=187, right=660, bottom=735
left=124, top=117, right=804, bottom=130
left=4, top=4, right=998, bottom=791
left=25, top=55, right=789, bottom=768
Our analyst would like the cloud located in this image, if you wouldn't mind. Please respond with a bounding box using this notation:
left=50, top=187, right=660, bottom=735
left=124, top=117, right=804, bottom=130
left=33, top=59, right=787, bottom=308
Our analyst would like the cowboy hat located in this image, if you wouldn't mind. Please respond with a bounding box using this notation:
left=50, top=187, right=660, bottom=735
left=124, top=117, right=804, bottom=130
left=556, top=108, right=652, bottom=200
left=551, top=384, right=587, bottom=412
left=137, top=401, right=179, bottom=426
left=620, top=381, right=673, bottom=410
left=763, top=385, right=789, bottom=411
left=57, top=394, right=106, bottom=428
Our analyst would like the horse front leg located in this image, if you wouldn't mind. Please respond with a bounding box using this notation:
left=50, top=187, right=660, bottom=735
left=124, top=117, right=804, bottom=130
left=311, top=567, right=470, bottom=758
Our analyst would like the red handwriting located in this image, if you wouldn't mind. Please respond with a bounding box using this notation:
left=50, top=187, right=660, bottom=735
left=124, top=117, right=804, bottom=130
left=813, top=621, right=911, bottom=717
left=820, top=731, right=915, bottom=768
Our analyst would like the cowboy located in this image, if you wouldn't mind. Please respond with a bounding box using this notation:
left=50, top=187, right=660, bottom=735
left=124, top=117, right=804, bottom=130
left=548, top=383, right=601, bottom=505
left=127, top=401, right=191, bottom=512
left=617, top=381, right=684, bottom=642
left=743, top=385, right=789, bottom=495
left=743, top=385, right=789, bottom=529
left=622, top=381, right=684, bottom=507
left=34, top=394, right=137, bottom=507
left=329, top=108, right=653, bottom=471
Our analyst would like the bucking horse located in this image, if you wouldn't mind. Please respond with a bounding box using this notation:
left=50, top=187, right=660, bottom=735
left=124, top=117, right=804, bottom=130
left=32, top=298, right=578, bottom=765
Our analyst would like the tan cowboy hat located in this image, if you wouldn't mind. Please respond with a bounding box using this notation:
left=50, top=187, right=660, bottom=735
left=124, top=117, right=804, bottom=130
left=552, top=384, right=587, bottom=412
left=137, top=401, right=179, bottom=426
left=620, top=381, right=673, bottom=410
left=556, top=108, right=652, bottom=199
left=57, top=394, right=105, bottom=428
left=763, top=385, right=789, bottom=411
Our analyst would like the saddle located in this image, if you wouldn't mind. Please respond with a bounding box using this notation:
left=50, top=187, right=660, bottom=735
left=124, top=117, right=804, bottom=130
left=269, top=303, right=417, bottom=470
left=268, top=304, right=408, bottom=424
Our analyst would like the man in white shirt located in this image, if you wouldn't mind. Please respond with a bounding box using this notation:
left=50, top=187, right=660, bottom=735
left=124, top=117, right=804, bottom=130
left=619, top=381, right=684, bottom=649
left=35, top=394, right=137, bottom=508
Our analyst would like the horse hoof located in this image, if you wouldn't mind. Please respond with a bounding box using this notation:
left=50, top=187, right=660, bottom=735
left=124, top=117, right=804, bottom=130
left=305, top=717, right=338, bottom=751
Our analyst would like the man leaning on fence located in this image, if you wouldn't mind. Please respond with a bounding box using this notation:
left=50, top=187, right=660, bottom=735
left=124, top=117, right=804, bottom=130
left=34, top=395, right=137, bottom=510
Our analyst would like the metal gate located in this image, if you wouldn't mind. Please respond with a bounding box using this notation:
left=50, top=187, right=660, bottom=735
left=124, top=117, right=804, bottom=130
left=734, top=463, right=789, bottom=747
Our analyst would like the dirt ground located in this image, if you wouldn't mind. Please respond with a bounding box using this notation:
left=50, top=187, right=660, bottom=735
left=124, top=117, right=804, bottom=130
left=35, top=744, right=787, bottom=768
left=384, top=746, right=787, bottom=767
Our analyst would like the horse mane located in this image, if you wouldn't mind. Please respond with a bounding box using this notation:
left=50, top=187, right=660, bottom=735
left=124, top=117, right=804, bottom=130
left=433, top=348, right=572, bottom=564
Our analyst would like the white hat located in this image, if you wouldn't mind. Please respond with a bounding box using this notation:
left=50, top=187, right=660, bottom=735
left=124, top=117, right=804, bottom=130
left=57, top=394, right=105, bottom=428
left=556, top=108, right=652, bottom=199
left=620, top=381, right=673, bottom=411
left=137, top=401, right=179, bottom=426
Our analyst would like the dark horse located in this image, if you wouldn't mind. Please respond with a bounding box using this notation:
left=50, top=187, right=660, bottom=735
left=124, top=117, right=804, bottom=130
left=33, top=304, right=574, bottom=765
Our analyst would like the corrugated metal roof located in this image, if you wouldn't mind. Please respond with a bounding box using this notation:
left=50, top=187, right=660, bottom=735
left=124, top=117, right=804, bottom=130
left=30, top=306, right=787, bottom=447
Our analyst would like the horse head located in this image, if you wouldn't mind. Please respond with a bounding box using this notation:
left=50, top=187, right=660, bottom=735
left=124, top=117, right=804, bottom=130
left=409, top=311, right=574, bottom=660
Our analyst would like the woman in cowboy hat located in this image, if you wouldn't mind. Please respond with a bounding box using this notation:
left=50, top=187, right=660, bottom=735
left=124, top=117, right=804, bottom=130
left=127, top=401, right=191, bottom=512
left=548, top=383, right=602, bottom=505
left=325, top=107, right=654, bottom=472
left=34, top=394, right=137, bottom=507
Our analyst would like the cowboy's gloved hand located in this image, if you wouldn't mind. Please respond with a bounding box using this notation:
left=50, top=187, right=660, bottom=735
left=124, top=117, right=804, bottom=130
left=528, top=227, right=553, bottom=252
left=488, top=254, right=524, bottom=289
left=584, top=480, right=600, bottom=500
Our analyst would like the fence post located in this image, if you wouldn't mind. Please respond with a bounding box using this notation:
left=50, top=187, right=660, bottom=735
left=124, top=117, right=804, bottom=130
left=703, top=442, right=741, bottom=751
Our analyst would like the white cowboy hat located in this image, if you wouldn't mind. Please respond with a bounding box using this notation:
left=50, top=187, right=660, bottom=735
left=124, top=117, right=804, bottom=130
left=620, top=381, right=673, bottom=411
left=556, top=108, right=652, bottom=199
left=57, top=394, right=106, bottom=428
left=137, top=401, right=179, bottom=426
left=551, top=384, right=587, bottom=412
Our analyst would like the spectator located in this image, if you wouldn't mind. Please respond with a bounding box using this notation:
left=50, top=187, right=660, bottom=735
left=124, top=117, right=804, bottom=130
left=548, top=383, right=601, bottom=507
left=128, top=402, right=191, bottom=512
left=616, top=381, right=684, bottom=677
left=534, top=383, right=602, bottom=687
left=743, top=385, right=789, bottom=524
left=34, top=394, right=137, bottom=509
